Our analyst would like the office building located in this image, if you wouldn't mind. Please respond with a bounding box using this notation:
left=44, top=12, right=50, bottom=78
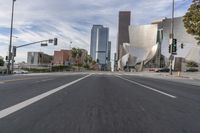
left=117, top=11, right=131, bottom=60
left=53, top=50, right=71, bottom=66
left=27, top=52, right=53, bottom=66
left=90, top=25, right=110, bottom=70
left=53, top=49, right=88, bottom=66
left=90, top=25, right=103, bottom=60
left=107, top=41, right=111, bottom=62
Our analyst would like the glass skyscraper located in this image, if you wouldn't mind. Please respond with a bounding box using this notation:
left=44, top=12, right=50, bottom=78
left=90, top=25, right=109, bottom=66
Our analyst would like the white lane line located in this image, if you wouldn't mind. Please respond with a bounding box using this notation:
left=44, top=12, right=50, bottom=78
left=115, top=75, right=177, bottom=99
left=0, top=74, right=91, bottom=119
left=35, top=78, right=54, bottom=83
left=0, top=82, right=4, bottom=84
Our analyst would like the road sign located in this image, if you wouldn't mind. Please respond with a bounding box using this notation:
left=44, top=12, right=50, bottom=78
left=41, top=43, right=48, bottom=46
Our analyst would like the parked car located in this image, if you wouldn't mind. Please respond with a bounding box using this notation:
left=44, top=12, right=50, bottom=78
left=186, top=68, right=199, bottom=72
left=155, top=68, right=170, bottom=72
left=13, top=70, right=29, bottom=74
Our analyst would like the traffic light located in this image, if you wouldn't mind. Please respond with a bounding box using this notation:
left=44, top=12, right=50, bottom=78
left=54, top=38, right=58, bottom=46
left=181, top=43, right=184, bottom=49
left=172, top=38, right=177, bottom=53
left=13, top=46, right=17, bottom=57
left=168, top=45, right=171, bottom=53
left=41, top=43, right=48, bottom=46
left=48, top=39, right=53, bottom=43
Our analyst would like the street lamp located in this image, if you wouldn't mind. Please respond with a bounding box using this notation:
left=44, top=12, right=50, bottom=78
left=169, top=0, right=175, bottom=75
left=7, top=0, right=16, bottom=74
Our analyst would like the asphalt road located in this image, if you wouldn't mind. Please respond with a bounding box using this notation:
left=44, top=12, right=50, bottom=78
left=0, top=73, right=200, bottom=133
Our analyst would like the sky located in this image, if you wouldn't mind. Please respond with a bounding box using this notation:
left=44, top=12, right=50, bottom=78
left=0, top=0, right=192, bottom=63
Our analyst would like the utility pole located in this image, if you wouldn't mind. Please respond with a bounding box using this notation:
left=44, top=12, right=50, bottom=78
left=169, top=0, right=175, bottom=75
left=7, top=0, right=16, bottom=74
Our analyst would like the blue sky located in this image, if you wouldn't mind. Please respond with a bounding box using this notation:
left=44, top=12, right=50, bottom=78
left=0, top=0, right=192, bottom=63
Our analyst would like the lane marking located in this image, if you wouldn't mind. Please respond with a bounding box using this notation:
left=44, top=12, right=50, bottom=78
left=0, top=74, right=91, bottom=119
left=0, top=77, right=50, bottom=84
left=35, top=78, right=54, bottom=83
left=115, top=75, right=177, bottom=99
left=0, top=82, right=4, bottom=84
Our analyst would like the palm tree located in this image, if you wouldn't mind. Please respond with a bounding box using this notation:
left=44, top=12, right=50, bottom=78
left=71, top=48, right=83, bottom=71
left=76, top=48, right=83, bottom=65
left=71, top=48, right=77, bottom=60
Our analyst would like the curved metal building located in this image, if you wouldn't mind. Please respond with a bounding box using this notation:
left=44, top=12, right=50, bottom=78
left=118, top=24, right=159, bottom=69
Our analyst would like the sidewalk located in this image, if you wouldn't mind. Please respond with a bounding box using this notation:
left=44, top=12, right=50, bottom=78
left=159, top=72, right=200, bottom=80
left=120, top=71, right=200, bottom=86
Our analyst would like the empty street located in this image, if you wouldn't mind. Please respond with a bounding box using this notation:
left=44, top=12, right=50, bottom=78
left=0, top=72, right=200, bottom=133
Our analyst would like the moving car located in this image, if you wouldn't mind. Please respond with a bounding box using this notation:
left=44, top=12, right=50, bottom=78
left=155, top=68, right=170, bottom=72
left=186, top=68, right=199, bottom=72
left=13, top=70, right=29, bottom=74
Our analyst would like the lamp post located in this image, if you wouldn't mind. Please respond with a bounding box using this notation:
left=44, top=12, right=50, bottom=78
left=169, top=0, right=175, bottom=75
left=7, top=0, right=16, bottom=74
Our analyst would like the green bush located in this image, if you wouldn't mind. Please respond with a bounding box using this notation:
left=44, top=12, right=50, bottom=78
left=186, top=61, right=199, bottom=67
left=0, top=59, right=4, bottom=66
left=52, top=65, right=71, bottom=72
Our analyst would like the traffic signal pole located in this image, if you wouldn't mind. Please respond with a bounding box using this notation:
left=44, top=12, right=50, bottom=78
left=7, top=0, right=16, bottom=74
left=170, top=0, right=175, bottom=75
left=10, top=38, right=57, bottom=74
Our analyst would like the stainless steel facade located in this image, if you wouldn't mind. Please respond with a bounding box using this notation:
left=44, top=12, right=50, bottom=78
left=118, top=24, right=158, bottom=69
left=161, top=17, right=199, bottom=63
left=117, top=17, right=200, bottom=71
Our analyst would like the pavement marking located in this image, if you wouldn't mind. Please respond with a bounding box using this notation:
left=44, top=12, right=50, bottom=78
left=0, top=74, right=92, bottom=119
left=115, top=75, right=177, bottom=99
left=0, top=77, right=50, bottom=84
left=35, top=78, right=54, bottom=83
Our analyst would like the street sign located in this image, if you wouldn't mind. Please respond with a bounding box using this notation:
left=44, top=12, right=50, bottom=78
left=41, top=43, right=48, bottom=46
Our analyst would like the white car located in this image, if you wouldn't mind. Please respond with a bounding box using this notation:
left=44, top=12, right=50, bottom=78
left=13, top=70, right=29, bottom=74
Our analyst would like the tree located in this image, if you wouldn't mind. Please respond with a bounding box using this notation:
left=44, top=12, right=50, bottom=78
left=183, top=0, right=200, bottom=45
left=71, top=48, right=77, bottom=60
left=0, top=58, right=4, bottom=66
left=84, top=55, right=92, bottom=64
left=71, top=48, right=83, bottom=71
left=76, top=48, right=83, bottom=64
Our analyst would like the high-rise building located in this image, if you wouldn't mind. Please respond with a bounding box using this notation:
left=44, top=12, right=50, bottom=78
left=90, top=25, right=103, bottom=60
left=90, top=25, right=110, bottom=70
left=107, top=41, right=111, bottom=62
left=117, top=11, right=131, bottom=60
left=96, top=27, right=109, bottom=65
